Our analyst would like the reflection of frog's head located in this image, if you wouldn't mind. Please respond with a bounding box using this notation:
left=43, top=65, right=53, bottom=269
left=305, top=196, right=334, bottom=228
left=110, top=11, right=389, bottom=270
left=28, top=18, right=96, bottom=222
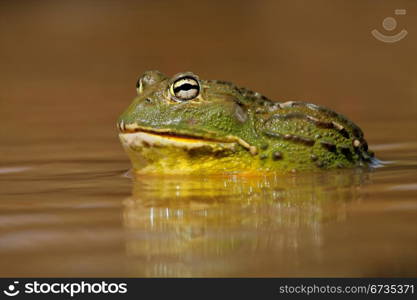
left=122, top=171, right=369, bottom=276
left=117, top=70, right=263, bottom=174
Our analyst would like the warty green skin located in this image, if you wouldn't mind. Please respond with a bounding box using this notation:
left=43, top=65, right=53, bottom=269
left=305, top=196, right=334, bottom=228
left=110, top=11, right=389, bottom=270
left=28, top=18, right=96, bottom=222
left=118, top=70, right=374, bottom=173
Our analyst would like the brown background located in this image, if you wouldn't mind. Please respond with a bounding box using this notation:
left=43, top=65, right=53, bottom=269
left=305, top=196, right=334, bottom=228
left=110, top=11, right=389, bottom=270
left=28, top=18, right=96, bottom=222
left=1, top=0, right=416, bottom=159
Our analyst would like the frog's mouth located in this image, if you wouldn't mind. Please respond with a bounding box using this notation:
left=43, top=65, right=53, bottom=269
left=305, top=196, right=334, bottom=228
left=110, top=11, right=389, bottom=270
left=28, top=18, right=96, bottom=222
left=117, top=124, right=257, bottom=154
left=119, top=130, right=238, bottom=152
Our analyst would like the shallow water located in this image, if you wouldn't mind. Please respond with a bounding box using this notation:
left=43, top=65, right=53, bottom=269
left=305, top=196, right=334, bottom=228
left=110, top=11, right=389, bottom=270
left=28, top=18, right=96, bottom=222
left=0, top=1, right=416, bottom=277
left=1, top=141, right=416, bottom=277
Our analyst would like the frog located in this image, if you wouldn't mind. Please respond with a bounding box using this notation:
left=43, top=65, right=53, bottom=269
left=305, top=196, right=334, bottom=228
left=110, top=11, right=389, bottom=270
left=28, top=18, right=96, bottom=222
left=117, top=70, right=375, bottom=174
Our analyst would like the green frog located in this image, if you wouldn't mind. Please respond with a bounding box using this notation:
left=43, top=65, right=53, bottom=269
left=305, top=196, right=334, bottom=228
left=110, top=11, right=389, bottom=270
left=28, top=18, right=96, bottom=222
left=118, top=71, right=374, bottom=174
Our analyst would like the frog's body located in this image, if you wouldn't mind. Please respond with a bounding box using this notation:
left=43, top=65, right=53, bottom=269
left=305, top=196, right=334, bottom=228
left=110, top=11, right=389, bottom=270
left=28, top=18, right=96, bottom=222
left=118, top=71, right=374, bottom=174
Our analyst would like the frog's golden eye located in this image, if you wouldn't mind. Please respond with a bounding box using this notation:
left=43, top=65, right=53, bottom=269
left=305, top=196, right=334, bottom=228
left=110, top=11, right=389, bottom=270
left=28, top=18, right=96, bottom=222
left=136, top=70, right=167, bottom=95
left=136, top=78, right=144, bottom=94
left=170, top=76, right=200, bottom=101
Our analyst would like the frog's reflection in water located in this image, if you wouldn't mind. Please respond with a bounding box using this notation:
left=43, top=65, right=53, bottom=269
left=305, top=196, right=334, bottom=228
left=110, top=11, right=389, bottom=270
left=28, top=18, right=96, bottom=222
left=122, top=170, right=369, bottom=277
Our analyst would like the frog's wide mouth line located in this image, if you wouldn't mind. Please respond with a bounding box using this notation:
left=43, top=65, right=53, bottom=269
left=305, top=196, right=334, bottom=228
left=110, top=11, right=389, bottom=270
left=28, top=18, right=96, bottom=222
left=120, top=127, right=232, bottom=144
left=118, top=131, right=238, bottom=151
left=118, top=125, right=257, bottom=154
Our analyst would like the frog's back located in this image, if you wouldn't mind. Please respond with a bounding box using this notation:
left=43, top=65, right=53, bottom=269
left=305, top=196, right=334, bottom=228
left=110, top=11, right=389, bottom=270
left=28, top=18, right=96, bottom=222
left=202, top=78, right=374, bottom=171
left=252, top=100, right=374, bottom=172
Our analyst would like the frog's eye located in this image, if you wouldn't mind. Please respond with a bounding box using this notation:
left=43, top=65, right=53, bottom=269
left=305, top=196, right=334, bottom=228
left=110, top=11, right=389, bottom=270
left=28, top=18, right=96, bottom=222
left=136, top=70, right=167, bottom=94
left=136, top=78, right=144, bottom=94
left=170, top=75, right=200, bottom=101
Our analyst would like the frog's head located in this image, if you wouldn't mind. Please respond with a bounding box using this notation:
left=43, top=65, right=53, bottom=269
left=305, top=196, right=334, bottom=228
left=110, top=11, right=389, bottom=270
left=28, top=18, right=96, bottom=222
left=117, top=71, right=260, bottom=173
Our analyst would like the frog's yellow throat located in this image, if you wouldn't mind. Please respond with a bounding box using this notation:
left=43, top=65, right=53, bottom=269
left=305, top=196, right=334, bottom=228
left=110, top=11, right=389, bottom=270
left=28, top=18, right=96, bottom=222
left=118, top=131, right=259, bottom=174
